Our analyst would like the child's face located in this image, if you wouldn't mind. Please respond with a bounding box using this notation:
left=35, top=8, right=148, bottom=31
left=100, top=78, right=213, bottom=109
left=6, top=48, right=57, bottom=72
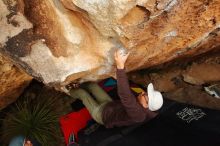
left=24, top=140, right=33, bottom=146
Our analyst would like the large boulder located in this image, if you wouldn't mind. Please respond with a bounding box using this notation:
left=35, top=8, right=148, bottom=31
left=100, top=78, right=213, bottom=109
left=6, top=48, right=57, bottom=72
left=0, top=54, right=32, bottom=109
left=0, top=0, right=220, bottom=89
left=0, top=0, right=33, bottom=109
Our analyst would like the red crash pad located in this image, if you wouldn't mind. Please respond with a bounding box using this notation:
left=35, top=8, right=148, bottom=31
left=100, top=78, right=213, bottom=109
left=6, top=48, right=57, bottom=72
left=60, top=108, right=92, bottom=144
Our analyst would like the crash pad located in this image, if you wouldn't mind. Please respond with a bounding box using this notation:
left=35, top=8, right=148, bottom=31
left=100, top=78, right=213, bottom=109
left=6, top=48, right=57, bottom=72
left=60, top=108, right=92, bottom=144
left=78, top=99, right=220, bottom=146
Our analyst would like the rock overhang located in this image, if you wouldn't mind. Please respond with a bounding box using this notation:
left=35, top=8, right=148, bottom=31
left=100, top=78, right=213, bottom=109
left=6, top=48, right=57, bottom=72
left=0, top=0, right=219, bottom=89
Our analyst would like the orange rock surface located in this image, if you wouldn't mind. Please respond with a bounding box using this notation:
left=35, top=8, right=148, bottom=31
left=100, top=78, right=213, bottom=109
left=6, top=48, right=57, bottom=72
left=0, top=0, right=219, bottom=90
left=0, top=54, right=32, bottom=109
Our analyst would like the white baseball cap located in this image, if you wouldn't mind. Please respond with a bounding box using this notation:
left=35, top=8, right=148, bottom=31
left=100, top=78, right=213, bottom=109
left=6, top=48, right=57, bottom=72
left=147, top=83, right=163, bottom=111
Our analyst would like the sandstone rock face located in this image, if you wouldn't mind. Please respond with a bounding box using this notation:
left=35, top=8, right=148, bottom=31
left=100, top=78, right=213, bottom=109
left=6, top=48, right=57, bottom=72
left=0, top=0, right=220, bottom=89
left=129, top=49, right=220, bottom=92
left=183, top=62, right=220, bottom=85
left=0, top=54, right=32, bottom=110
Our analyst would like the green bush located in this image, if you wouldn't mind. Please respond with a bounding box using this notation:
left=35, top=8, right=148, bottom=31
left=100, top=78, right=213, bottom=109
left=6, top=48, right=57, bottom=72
left=1, top=93, right=63, bottom=146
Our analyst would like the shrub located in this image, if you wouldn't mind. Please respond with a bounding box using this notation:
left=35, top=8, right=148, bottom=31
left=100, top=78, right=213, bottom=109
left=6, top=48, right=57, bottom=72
left=1, top=90, right=63, bottom=146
